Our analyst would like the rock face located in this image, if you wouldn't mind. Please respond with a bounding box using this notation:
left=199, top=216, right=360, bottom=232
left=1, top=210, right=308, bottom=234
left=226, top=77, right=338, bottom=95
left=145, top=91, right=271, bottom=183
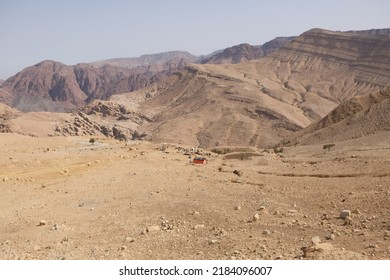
left=271, top=28, right=390, bottom=90
left=54, top=100, right=150, bottom=141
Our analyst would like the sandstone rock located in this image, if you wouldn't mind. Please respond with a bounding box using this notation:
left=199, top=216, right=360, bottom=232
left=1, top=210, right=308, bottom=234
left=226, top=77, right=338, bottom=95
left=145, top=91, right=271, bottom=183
left=234, top=206, right=241, bottom=210
left=253, top=213, right=260, bottom=221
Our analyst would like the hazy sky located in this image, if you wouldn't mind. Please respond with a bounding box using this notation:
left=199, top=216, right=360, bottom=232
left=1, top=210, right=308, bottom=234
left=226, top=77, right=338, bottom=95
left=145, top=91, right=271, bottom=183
left=0, top=0, right=389, bottom=79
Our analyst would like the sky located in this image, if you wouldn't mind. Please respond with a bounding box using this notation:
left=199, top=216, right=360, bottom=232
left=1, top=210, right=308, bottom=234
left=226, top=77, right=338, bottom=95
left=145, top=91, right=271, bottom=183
left=0, top=0, right=389, bottom=79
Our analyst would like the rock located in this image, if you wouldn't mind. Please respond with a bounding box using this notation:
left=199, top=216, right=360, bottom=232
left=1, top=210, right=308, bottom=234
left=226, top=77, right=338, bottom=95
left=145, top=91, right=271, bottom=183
left=38, top=220, right=47, bottom=226
left=146, top=225, right=160, bottom=233
left=311, top=236, right=321, bottom=245
left=262, top=230, right=271, bottom=236
left=288, top=209, right=298, bottom=215
left=325, top=233, right=336, bottom=240
left=120, top=245, right=127, bottom=251
left=340, top=210, right=351, bottom=219
left=253, top=213, right=260, bottom=221
left=125, top=237, right=135, bottom=243
left=209, top=239, right=218, bottom=245
left=3, top=240, right=11, bottom=245
left=193, top=224, right=205, bottom=230
left=365, top=244, right=377, bottom=249
left=2, top=177, right=9, bottom=182
left=233, top=170, right=243, bottom=177
left=258, top=205, right=266, bottom=211
left=352, top=209, right=361, bottom=214
left=234, top=206, right=241, bottom=211
left=343, top=216, right=352, bottom=226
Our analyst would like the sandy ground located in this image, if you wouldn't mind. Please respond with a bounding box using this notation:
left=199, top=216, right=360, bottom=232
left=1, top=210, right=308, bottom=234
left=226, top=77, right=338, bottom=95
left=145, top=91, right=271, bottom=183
left=0, top=133, right=389, bottom=260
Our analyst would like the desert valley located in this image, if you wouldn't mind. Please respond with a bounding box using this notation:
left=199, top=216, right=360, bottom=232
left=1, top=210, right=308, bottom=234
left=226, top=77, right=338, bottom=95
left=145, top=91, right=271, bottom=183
left=0, top=28, right=389, bottom=260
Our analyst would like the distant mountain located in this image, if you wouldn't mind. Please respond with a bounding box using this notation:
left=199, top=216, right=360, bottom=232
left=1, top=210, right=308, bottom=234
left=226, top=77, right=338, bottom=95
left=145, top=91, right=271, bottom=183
left=0, top=79, right=4, bottom=86
left=345, top=28, right=390, bottom=36
left=201, top=43, right=264, bottom=64
left=201, top=37, right=295, bottom=64
left=261, top=36, right=296, bottom=55
left=89, top=51, right=198, bottom=70
left=0, top=60, right=166, bottom=112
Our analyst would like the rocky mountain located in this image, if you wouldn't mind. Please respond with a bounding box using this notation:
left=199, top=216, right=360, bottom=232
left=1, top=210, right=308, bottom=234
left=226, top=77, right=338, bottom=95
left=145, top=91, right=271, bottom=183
left=283, top=87, right=390, bottom=145
left=0, top=79, right=4, bottom=86
left=201, top=37, right=295, bottom=64
left=261, top=36, right=296, bottom=55
left=200, top=43, right=264, bottom=64
left=0, top=28, right=389, bottom=148
left=112, top=28, right=390, bottom=148
left=0, top=60, right=167, bottom=112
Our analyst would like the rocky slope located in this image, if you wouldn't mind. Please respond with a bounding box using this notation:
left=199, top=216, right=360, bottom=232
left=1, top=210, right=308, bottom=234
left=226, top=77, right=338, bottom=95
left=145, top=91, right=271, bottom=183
left=283, top=87, right=390, bottom=145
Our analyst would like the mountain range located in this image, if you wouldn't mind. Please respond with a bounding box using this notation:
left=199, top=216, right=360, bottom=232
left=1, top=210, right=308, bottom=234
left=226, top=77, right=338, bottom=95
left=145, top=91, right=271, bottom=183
left=0, top=28, right=389, bottom=148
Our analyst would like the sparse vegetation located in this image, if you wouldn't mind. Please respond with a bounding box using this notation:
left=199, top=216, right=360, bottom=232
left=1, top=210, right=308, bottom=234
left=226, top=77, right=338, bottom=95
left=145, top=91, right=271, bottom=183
left=273, top=147, right=284, bottom=154
left=323, top=143, right=335, bottom=152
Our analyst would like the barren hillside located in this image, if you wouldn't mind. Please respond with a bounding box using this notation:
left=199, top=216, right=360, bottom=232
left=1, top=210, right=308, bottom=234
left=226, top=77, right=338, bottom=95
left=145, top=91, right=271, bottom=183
left=284, top=87, right=390, bottom=145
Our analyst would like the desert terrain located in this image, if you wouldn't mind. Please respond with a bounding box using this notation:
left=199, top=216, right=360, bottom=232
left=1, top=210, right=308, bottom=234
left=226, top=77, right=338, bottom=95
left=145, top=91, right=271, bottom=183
left=0, top=132, right=389, bottom=260
left=0, top=28, right=389, bottom=260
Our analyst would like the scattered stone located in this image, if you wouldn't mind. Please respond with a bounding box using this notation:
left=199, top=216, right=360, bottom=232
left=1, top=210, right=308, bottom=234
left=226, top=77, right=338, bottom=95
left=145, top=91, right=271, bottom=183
left=311, top=236, right=321, bottom=245
left=193, top=224, right=205, bottom=230
left=38, top=220, right=47, bottom=226
left=2, top=177, right=9, bottom=182
left=209, top=239, right=218, bottom=245
left=325, top=233, right=336, bottom=241
left=340, top=210, right=351, bottom=220
left=262, top=230, right=270, bottom=236
left=343, top=216, right=352, bottom=226
left=120, top=245, right=127, bottom=251
left=125, top=237, right=135, bottom=243
left=288, top=209, right=298, bottom=215
left=233, top=170, right=243, bottom=177
left=146, top=225, right=161, bottom=233
left=234, top=206, right=241, bottom=211
left=352, top=209, right=361, bottom=214
left=3, top=240, right=11, bottom=245
left=253, top=213, right=260, bottom=221
left=365, top=244, right=377, bottom=249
